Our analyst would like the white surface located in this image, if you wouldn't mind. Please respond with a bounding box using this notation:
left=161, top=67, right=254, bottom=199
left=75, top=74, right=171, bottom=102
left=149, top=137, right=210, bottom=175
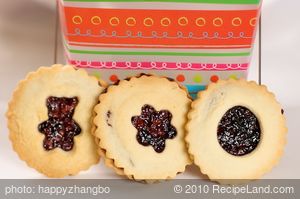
left=0, top=0, right=299, bottom=179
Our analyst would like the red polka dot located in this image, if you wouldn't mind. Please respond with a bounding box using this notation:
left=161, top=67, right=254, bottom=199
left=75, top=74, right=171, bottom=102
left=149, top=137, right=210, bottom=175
left=210, top=75, right=219, bottom=83
left=176, top=74, right=185, bottom=82
left=110, top=75, right=119, bottom=82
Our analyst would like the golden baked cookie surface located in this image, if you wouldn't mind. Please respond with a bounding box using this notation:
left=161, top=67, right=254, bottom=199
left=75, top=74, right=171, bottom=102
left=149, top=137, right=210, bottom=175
left=7, top=65, right=105, bottom=177
left=93, top=75, right=192, bottom=181
left=186, top=79, right=287, bottom=184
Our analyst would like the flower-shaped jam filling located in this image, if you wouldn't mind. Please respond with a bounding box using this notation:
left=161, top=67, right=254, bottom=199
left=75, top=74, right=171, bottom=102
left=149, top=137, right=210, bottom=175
left=131, top=104, right=177, bottom=153
left=217, top=106, right=261, bottom=156
left=38, top=97, right=81, bottom=151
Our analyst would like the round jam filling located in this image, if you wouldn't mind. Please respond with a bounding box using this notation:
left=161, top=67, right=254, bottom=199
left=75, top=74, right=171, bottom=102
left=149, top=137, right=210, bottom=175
left=131, top=104, right=177, bottom=153
left=217, top=106, right=261, bottom=156
left=38, top=96, right=81, bottom=151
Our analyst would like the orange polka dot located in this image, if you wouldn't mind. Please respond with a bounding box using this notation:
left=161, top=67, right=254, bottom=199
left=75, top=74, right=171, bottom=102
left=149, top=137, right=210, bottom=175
left=109, top=17, right=120, bottom=26
left=250, top=17, right=257, bottom=27
left=210, top=75, right=219, bottom=83
left=213, top=17, right=223, bottom=27
left=72, top=16, right=83, bottom=25
left=110, top=75, right=119, bottom=82
left=176, top=74, right=185, bottom=82
left=232, top=17, right=242, bottom=26
left=161, top=17, right=171, bottom=27
left=178, top=17, right=188, bottom=26
left=144, top=18, right=154, bottom=27
left=91, top=16, right=101, bottom=25
left=126, top=17, right=136, bottom=26
left=195, top=17, right=206, bottom=27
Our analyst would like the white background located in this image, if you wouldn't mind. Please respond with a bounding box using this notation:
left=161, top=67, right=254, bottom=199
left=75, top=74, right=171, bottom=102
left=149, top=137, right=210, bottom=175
left=0, top=0, right=299, bottom=179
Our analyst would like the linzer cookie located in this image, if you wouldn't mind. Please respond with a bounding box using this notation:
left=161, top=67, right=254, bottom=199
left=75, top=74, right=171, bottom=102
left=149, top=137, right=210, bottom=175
left=6, top=65, right=105, bottom=177
left=93, top=74, right=192, bottom=181
left=185, top=79, right=287, bottom=184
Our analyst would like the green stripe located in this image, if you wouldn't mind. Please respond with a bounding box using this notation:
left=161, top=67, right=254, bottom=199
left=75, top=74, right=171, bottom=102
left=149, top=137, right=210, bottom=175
left=68, top=49, right=251, bottom=56
left=63, top=0, right=260, bottom=5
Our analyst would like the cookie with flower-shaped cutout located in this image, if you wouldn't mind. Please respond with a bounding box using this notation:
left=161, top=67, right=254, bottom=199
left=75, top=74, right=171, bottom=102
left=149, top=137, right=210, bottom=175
left=186, top=79, right=287, bottom=184
left=7, top=65, right=106, bottom=177
left=93, top=74, right=192, bottom=181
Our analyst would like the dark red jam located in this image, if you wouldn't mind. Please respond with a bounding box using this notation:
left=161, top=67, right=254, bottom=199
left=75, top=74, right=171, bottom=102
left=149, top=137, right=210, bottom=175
left=131, top=104, right=177, bottom=153
left=217, top=106, right=261, bottom=156
left=38, top=97, right=81, bottom=151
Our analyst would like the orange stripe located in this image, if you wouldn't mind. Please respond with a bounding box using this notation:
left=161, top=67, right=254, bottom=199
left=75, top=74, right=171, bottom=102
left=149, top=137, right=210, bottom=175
left=63, top=7, right=259, bottom=46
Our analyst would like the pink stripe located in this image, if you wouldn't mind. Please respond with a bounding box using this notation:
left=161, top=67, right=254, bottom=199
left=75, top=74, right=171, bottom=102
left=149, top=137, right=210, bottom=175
left=68, top=60, right=249, bottom=71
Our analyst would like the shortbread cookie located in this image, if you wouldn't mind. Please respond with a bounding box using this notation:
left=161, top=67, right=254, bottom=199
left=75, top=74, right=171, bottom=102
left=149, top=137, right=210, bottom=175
left=93, top=74, right=192, bottom=181
left=186, top=79, right=287, bottom=184
left=7, top=65, right=105, bottom=177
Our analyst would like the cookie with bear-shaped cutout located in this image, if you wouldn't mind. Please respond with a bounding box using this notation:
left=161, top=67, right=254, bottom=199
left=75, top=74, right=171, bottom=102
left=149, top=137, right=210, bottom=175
left=7, top=65, right=106, bottom=177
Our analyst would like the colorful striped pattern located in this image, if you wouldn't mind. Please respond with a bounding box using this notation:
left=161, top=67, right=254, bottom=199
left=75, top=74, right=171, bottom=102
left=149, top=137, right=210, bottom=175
left=59, top=0, right=261, bottom=94
left=64, top=8, right=258, bottom=47
left=79, top=66, right=247, bottom=85
left=68, top=49, right=251, bottom=57
left=68, top=60, right=249, bottom=71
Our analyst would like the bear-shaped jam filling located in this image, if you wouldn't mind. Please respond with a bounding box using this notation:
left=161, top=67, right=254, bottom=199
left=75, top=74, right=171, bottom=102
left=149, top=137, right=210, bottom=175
left=38, top=96, right=81, bottom=151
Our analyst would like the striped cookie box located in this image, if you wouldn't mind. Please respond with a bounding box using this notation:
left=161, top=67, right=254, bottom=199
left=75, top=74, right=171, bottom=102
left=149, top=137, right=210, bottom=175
left=59, top=0, right=261, bottom=96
